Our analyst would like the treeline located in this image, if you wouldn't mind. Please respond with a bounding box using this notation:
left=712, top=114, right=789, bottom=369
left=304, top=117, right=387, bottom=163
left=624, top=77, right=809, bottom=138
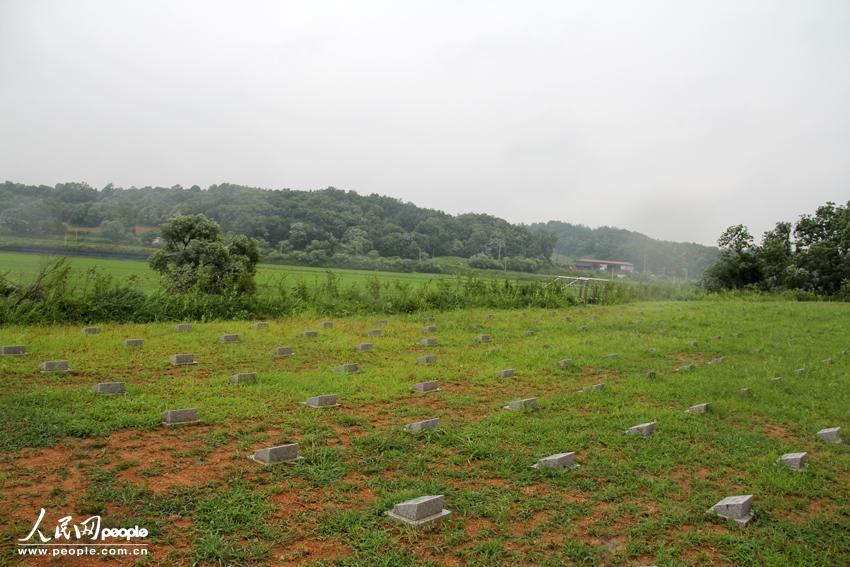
left=703, top=201, right=850, bottom=298
left=0, top=181, right=556, bottom=271
left=530, top=221, right=718, bottom=278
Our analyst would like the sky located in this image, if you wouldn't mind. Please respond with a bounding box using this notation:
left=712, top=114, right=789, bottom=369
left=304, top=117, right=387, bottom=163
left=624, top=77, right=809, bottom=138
left=1, top=1, right=849, bottom=246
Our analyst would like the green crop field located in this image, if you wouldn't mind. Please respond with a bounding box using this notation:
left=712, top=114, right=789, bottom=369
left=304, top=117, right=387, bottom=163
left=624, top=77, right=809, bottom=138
left=1, top=300, right=849, bottom=565
left=0, top=252, right=552, bottom=295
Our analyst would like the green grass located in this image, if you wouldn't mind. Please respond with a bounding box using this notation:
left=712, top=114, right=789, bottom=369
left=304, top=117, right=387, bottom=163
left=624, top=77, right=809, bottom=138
left=0, top=251, right=554, bottom=295
left=0, top=300, right=849, bottom=565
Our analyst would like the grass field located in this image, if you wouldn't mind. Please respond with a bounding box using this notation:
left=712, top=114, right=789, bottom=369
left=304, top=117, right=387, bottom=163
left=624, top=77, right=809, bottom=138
left=0, top=252, right=552, bottom=295
left=1, top=300, right=849, bottom=565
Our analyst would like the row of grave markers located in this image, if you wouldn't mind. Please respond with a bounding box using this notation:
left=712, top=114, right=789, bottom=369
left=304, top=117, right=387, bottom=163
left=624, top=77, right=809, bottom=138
left=3, top=317, right=847, bottom=529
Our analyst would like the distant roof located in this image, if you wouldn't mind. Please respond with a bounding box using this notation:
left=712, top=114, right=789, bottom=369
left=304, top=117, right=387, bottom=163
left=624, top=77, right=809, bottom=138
left=575, top=258, right=634, bottom=267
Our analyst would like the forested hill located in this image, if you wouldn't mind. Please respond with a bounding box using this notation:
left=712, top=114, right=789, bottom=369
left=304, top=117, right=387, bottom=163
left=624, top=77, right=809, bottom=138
left=530, top=221, right=718, bottom=278
left=0, top=182, right=555, bottom=265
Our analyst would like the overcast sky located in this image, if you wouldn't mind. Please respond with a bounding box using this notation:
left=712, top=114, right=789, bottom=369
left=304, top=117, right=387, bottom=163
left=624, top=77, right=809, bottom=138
left=1, top=1, right=848, bottom=245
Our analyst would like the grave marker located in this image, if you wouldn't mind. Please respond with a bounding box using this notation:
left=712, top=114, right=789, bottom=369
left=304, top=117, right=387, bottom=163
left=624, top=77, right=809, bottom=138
left=417, top=355, right=437, bottom=365
left=412, top=380, right=440, bottom=393
left=406, top=418, right=439, bottom=431
left=375, top=319, right=389, bottom=326
left=251, top=443, right=300, bottom=464
left=301, top=331, right=318, bottom=337
left=504, top=398, right=537, bottom=410
left=386, top=495, right=451, bottom=527
left=169, top=354, right=196, bottom=366
left=420, top=338, right=438, bottom=347
left=422, top=325, right=437, bottom=333
left=273, top=346, right=294, bottom=357
left=532, top=452, right=578, bottom=470
left=816, top=427, right=842, bottom=443
left=645, top=370, right=657, bottom=378
left=738, top=388, right=751, bottom=395
left=523, top=330, right=535, bottom=336
left=676, top=364, right=694, bottom=372
left=822, top=358, right=833, bottom=365
left=304, top=394, right=338, bottom=408
left=607, top=353, right=618, bottom=359
left=709, top=495, right=754, bottom=526
left=793, top=368, right=804, bottom=375
left=498, top=368, right=515, bottom=378
left=474, top=335, right=491, bottom=343
left=626, top=422, right=657, bottom=436
left=686, top=403, right=710, bottom=414
left=81, top=327, right=101, bottom=334
left=123, top=339, right=144, bottom=348
left=93, top=382, right=125, bottom=395
left=162, top=408, right=199, bottom=425
left=1, top=345, right=26, bottom=356
left=356, top=343, right=373, bottom=352
left=175, top=323, right=192, bottom=332
left=319, top=321, right=333, bottom=328
left=230, top=372, right=257, bottom=384
left=252, top=322, right=268, bottom=329
left=777, top=452, right=807, bottom=471
left=40, top=360, right=69, bottom=373
left=368, top=329, right=383, bottom=337
left=556, top=358, right=572, bottom=368
left=335, top=363, right=359, bottom=373
left=219, top=334, right=240, bottom=343
left=709, top=356, right=726, bottom=365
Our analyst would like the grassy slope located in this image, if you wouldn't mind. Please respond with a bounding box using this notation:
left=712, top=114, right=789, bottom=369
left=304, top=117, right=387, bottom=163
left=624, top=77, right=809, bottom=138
left=0, top=300, right=848, bottom=565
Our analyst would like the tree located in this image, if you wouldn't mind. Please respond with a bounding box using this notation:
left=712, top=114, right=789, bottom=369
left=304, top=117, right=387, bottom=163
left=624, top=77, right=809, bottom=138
left=99, top=220, right=127, bottom=242
left=702, top=225, right=761, bottom=290
left=149, top=214, right=260, bottom=295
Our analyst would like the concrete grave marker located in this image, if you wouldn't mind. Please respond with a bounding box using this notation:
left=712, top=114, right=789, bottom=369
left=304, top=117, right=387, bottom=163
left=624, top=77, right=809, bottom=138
left=230, top=372, right=257, bottom=384
left=532, top=452, right=578, bottom=470
left=474, top=335, right=491, bottom=343
left=169, top=353, right=196, bottom=366
left=793, top=368, right=805, bottom=375
left=686, top=403, right=710, bottom=414
left=709, top=356, right=726, bottom=365
left=422, top=325, right=437, bottom=333
left=417, top=355, right=437, bottom=365
left=689, top=340, right=699, bottom=347
left=420, top=338, right=438, bottom=347
left=1, top=345, right=27, bottom=356
left=219, top=334, right=240, bottom=343
left=406, top=418, right=439, bottom=431
left=375, top=319, right=389, bottom=326
left=356, top=343, right=373, bottom=352
left=556, top=358, right=573, bottom=367
left=123, top=339, right=144, bottom=348
left=252, top=322, right=268, bottom=329
left=590, top=383, right=604, bottom=391
left=626, top=422, right=657, bottom=436
left=578, top=325, right=588, bottom=331
left=607, top=353, right=618, bottom=359
left=162, top=408, right=199, bottom=425
left=335, top=363, right=359, bottom=373
left=562, top=316, right=572, bottom=322
left=40, top=360, right=69, bottom=373
left=738, top=388, right=751, bottom=395
left=250, top=443, right=300, bottom=464
left=816, top=427, right=841, bottom=443
left=523, top=330, right=535, bottom=336
left=711, top=335, right=721, bottom=340
left=93, top=382, right=125, bottom=395
left=367, top=329, right=383, bottom=337
left=709, top=495, right=754, bottom=526
left=301, top=331, right=318, bottom=337
left=319, top=321, right=333, bottom=328
left=504, top=398, right=537, bottom=410
left=274, top=346, right=294, bottom=357
left=771, top=376, right=782, bottom=382
left=304, top=394, right=338, bottom=408
left=498, top=368, right=515, bottom=378
left=822, top=358, right=833, bottom=365
left=777, top=452, right=807, bottom=471
left=81, top=327, right=101, bottom=334
left=175, top=323, right=192, bottom=332
left=676, top=364, right=694, bottom=372
left=645, top=370, right=657, bottom=378
left=412, top=380, right=440, bottom=393
left=386, top=495, right=451, bottom=527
